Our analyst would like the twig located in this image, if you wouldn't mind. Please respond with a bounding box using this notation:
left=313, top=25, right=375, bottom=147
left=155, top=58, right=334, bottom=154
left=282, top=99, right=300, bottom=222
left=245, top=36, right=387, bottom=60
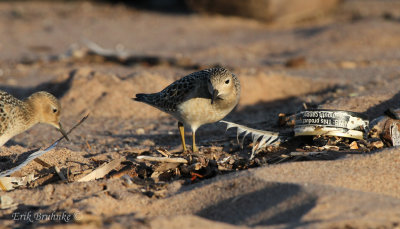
left=67, top=166, right=71, bottom=182
left=136, top=156, right=188, bottom=164
left=56, top=114, right=89, bottom=142
left=54, top=166, right=66, bottom=181
left=156, top=148, right=170, bottom=157
left=85, top=140, right=92, bottom=152
left=33, top=158, right=52, bottom=168
left=289, top=151, right=327, bottom=157
left=217, top=156, right=231, bottom=164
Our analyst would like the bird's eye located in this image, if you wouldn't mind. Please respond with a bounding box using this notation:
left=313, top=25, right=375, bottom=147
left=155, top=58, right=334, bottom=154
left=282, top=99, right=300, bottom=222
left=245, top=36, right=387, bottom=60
left=52, top=108, right=58, bottom=113
left=225, top=79, right=230, bottom=84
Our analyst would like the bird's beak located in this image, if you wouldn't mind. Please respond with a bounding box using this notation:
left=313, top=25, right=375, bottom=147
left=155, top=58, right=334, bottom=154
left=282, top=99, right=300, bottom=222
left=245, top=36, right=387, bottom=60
left=57, top=122, right=70, bottom=141
left=211, top=89, right=219, bottom=104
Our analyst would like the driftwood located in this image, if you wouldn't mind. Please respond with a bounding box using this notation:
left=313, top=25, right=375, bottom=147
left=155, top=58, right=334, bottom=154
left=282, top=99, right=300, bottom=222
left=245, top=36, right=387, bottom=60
left=136, top=156, right=188, bottom=164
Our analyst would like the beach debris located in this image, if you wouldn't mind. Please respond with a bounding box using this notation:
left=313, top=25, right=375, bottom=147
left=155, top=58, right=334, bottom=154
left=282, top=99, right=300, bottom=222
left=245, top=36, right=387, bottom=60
left=54, top=166, right=67, bottom=181
left=156, top=148, right=171, bottom=157
left=295, top=109, right=369, bottom=140
left=151, top=162, right=180, bottom=182
left=84, top=39, right=133, bottom=60
left=370, top=110, right=400, bottom=146
left=289, top=151, right=327, bottom=157
left=0, top=173, right=35, bottom=191
left=349, top=141, right=359, bottom=150
left=136, top=156, right=188, bottom=164
left=33, top=158, right=52, bottom=168
left=0, top=143, right=58, bottom=177
left=0, top=114, right=88, bottom=178
left=220, top=120, right=289, bottom=160
left=121, top=174, right=134, bottom=186
left=278, top=113, right=296, bottom=127
left=370, top=140, right=384, bottom=149
left=33, top=158, right=67, bottom=181
left=108, top=162, right=138, bottom=180
left=78, top=157, right=124, bottom=182
left=390, top=123, right=400, bottom=146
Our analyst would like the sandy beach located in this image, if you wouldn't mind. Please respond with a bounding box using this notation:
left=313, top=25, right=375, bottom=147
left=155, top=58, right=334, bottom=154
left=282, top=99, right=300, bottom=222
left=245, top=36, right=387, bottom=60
left=0, top=1, right=400, bottom=228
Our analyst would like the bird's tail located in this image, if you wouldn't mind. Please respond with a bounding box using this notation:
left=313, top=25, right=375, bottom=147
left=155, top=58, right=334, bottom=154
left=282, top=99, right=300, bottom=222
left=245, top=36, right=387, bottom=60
left=133, top=93, right=148, bottom=102
left=133, top=93, right=157, bottom=105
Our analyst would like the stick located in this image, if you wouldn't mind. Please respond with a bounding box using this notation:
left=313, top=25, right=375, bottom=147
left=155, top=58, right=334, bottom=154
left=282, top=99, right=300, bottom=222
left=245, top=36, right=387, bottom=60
left=78, top=157, right=124, bottom=182
left=136, top=156, right=188, bottom=164
left=289, top=151, right=327, bottom=156
left=156, top=148, right=170, bottom=157
left=54, top=166, right=66, bottom=181
left=33, top=158, right=52, bottom=168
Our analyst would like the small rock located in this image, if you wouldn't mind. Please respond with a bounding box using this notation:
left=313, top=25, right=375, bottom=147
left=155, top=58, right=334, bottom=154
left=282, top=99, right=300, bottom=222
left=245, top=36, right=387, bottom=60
left=136, top=128, right=145, bottom=135
left=349, top=141, right=359, bottom=150
left=371, top=141, right=384, bottom=149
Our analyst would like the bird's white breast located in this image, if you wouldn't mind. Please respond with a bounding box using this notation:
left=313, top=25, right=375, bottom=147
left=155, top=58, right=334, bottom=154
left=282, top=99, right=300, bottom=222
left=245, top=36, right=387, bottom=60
left=176, top=97, right=235, bottom=131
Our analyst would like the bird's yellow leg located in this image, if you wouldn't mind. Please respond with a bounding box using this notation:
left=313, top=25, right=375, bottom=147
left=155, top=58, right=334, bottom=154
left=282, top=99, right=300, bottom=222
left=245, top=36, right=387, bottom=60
left=178, top=122, right=187, bottom=152
left=192, top=131, right=198, bottom=152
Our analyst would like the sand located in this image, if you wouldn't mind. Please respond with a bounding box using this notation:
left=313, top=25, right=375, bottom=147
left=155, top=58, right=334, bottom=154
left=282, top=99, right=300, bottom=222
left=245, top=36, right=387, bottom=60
left=0, top=1, right=400, bottom=228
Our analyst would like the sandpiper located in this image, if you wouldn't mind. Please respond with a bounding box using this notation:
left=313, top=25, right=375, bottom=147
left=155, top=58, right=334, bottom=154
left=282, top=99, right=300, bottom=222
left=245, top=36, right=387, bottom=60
left=134, top=67, right=240, bottom=152
left=0, top=91, right=69, bottom=147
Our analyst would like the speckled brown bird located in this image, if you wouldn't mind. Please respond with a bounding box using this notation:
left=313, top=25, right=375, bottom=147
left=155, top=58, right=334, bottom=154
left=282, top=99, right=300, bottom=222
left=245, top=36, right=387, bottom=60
left=134, top=67, right=240, bottom=152
left=0, top=91, right=69, bottom=147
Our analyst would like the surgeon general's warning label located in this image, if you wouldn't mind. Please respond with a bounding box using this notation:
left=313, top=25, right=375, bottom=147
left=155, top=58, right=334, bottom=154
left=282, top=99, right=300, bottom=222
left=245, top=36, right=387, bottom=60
left=296, top=111, right=350, bottom=128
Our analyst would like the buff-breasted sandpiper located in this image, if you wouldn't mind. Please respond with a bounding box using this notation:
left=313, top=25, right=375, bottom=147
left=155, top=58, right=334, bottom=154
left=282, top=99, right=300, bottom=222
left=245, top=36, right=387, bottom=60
left=134, top=67, right=240, bottom=152
left=0, top=91, right=69, bottom=147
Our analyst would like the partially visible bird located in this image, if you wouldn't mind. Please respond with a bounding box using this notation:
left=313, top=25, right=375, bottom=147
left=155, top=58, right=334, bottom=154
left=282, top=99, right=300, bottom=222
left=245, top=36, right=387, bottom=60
left=134, top=67, right=240, bottom=152
left=0, top=91, right=69, bottom=147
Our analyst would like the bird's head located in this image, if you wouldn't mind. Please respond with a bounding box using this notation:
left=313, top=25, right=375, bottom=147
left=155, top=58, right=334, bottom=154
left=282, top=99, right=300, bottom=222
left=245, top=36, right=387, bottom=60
left=207, top=67, right=238, bottom=104
left=26, top=91, right=69, bottom=140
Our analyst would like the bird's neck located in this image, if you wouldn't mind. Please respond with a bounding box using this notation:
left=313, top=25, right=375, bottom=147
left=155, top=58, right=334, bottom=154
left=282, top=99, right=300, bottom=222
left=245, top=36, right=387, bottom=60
left=22, top=98, right=41, bottom=125
left=214, top=92, right=239, bottom=110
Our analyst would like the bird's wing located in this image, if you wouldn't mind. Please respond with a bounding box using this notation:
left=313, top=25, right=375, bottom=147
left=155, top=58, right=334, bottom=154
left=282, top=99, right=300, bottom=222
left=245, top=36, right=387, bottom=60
left=144, top=71, right=210, bottom=112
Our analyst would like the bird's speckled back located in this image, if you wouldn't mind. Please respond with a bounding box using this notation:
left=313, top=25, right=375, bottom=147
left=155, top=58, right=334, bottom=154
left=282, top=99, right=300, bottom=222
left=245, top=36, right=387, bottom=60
left=0, top=91, right=23, bottom=136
